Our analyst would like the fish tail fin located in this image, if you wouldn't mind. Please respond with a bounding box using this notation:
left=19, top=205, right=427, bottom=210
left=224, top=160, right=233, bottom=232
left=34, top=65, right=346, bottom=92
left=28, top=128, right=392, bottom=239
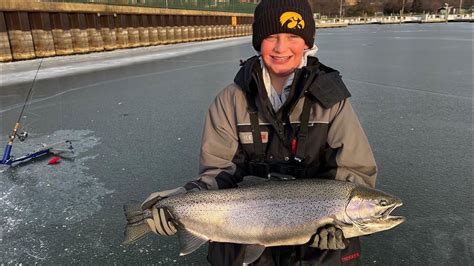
left=123, top=222, right=151, bottom=245
left=124, top=201, right=146, bottom=223
left=123, top=201, right=151, bottom=244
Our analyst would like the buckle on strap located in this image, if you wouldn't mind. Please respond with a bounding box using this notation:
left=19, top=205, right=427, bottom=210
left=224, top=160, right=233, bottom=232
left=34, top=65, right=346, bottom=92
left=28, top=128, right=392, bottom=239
left=249, top=160, right=308, bottom=179
left=249, top=161, right=270, bottom=178
left=268, top=172, right=296, bottom=181
left=294, top=167, right=307, bottom=179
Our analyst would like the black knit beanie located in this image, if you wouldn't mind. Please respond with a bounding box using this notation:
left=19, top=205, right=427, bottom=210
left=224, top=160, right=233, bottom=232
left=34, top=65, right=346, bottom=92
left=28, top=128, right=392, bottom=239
left=252, top=0, right=315, bottom=51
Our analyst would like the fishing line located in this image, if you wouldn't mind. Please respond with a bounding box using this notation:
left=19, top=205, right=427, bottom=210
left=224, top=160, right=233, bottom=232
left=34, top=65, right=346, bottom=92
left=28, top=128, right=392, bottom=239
left=16, top=39, right=56, bottom=139
left=17, top=57, right=44, bottom=127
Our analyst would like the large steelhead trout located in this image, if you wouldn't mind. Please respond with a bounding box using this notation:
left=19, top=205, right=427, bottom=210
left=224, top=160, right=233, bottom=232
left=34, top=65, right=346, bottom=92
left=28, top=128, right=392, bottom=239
left=123, top=178, right=405, bottom=263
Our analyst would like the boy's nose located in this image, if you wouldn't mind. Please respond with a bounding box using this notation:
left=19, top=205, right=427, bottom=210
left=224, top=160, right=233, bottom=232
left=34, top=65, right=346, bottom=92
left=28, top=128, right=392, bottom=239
left=274, top=38, right=290, bottom=53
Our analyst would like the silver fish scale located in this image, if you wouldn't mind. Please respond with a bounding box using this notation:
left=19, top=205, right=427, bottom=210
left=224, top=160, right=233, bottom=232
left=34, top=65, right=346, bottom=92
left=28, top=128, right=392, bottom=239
left=155, top=179, right=357, bottom=246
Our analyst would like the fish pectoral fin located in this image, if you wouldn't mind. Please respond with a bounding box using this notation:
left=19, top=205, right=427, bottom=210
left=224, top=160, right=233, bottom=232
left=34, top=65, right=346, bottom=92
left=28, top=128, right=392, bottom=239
left=177, top=228, right=208, bottom=256
left=333, top=218, right=352, bottom=229
left=243, top=244, right=266, bottom=264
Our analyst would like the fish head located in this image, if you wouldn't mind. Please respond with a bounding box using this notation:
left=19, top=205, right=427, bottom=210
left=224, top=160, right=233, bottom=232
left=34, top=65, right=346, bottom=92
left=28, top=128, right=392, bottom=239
left=343, top=185, right=405, bottom=237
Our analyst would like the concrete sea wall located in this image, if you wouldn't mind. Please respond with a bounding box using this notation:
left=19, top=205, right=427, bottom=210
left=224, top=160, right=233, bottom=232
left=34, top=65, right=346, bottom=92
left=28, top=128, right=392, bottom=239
left=0, top=0, right=253, bottom=62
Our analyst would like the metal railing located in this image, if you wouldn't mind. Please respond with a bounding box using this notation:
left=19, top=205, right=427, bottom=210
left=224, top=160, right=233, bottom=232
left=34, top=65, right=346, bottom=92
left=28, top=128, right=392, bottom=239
left=40, top=0, right=257, bottom=13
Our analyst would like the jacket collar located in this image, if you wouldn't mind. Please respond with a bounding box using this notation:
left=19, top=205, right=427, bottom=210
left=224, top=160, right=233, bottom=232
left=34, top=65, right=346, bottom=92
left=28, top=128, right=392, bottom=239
left=234, top=56, right=350, bottom=109
left=233, top=55, right=260, bottom=94
left=234, top=56, right=326, bottom=92
left=304, top=57, right=351, bottom=108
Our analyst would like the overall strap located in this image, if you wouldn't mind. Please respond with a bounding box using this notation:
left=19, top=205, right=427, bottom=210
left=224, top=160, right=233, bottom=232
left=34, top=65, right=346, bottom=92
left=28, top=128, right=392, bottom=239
left=294, top=94, right=312, bottom=163
left=245, top=92, right=265, bottom=161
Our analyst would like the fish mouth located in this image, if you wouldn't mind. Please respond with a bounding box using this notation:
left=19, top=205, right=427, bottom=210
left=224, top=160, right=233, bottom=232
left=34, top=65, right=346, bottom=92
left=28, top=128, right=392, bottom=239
left=380, top=202, right=405, bottom=223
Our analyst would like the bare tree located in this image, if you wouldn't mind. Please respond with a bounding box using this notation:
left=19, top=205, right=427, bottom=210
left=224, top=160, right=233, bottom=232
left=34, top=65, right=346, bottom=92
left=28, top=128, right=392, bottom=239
left=383, top=0, right=403, bottom=14
left=309, top=0, right=471, bottom=17
left=410, top=0, right=423, bottom=13
left=413, top=0, right=468, bottom=13
left=309, top=0, right=341, bottom=16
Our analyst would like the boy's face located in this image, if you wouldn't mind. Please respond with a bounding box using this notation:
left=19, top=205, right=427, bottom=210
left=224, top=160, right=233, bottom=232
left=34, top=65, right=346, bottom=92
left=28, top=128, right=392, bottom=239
left=260, top=33, right=309, bottom=78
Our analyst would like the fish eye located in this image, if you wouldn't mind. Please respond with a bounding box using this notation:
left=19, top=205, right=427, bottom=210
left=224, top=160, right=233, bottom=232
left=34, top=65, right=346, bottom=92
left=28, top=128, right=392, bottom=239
left=379, top=199, right=388, bottom=206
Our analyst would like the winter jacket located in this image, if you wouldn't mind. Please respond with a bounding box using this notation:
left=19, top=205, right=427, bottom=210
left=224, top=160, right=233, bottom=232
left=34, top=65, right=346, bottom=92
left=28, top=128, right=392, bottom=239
left=191, top=56, right=377, bottom=265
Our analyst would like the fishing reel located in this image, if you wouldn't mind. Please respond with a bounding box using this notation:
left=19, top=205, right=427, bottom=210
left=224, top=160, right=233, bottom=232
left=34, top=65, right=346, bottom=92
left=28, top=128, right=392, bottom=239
left=16, top=131, right=28, bottom=142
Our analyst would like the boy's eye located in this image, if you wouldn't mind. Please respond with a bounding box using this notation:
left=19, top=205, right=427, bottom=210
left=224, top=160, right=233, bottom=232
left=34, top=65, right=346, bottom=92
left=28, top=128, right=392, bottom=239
left=288, top=35, right=303, bottom=41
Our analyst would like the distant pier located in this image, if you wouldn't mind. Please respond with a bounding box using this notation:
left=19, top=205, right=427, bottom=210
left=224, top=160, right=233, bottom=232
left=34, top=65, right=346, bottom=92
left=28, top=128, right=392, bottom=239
left=318, top=13, right=473, bottom=28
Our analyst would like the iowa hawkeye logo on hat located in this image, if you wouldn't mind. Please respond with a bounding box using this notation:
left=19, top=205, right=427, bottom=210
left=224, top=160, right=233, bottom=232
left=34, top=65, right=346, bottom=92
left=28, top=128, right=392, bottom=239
left=280, top=11, right=305, bottom=29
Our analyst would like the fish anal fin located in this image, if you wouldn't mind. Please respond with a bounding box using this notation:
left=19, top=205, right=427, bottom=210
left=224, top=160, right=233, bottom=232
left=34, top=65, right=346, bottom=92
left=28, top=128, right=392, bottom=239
left=177, top=228, right=208, bottom=256
left=243, top=244, right=266, bottom=264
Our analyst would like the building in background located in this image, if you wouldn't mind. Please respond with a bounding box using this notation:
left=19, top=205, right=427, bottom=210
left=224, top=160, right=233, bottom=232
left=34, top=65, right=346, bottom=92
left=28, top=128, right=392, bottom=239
left=345, top=0, right=358, bottom=6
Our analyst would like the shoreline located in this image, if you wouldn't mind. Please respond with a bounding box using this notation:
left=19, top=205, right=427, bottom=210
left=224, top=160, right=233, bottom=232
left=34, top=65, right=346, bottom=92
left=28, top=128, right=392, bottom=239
left=317, top=14, right=473, bottom=28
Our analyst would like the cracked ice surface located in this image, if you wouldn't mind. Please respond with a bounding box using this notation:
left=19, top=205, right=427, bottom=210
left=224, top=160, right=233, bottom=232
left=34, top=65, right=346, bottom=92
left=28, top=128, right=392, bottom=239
left=0, top=129, right=113, bottom=263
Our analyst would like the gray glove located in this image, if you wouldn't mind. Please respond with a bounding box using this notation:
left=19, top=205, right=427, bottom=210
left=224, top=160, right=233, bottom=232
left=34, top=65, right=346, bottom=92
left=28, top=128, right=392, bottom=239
left=141, top=187, right=186, bottom=236
left=145, top=206, right=178, bottom=236
left=309, top=225, right=347, bottom=250
left=141, top=187, right=186, bottom=210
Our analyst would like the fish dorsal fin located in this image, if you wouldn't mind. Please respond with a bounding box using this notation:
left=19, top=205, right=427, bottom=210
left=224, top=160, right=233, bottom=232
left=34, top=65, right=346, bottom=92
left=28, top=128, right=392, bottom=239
left=177, top=228, right=208, bottom=256
left=243, top=244, right=266, bottom=264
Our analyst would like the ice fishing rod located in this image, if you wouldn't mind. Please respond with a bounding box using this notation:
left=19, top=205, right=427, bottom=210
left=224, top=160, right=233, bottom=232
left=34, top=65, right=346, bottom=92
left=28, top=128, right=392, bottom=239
left=0, top=57, right=73, bottom=166
left=1, top=58, right=44, bottom=165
